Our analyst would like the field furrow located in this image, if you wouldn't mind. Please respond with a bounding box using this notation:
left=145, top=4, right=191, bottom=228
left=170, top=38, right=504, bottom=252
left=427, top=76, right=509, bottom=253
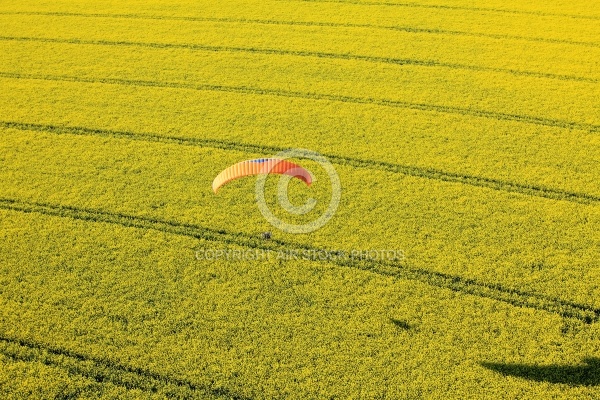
left=1, top=128, right=599, bottom=308
left=2, top=78, right=599, bottom=198
left=1, top=208, right=600, bottom=398
left=1, top=14, right=599, bottom=80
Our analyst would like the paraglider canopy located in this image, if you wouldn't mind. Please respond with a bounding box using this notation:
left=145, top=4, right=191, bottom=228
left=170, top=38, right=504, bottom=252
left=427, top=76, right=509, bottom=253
left=212, top=158, right=312, bottom=193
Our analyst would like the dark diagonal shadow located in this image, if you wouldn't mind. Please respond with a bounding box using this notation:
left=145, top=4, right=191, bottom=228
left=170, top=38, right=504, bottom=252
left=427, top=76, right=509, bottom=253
left=390, top=318, right=412, bottom=330
left=481, top=357, right=600, bottom=386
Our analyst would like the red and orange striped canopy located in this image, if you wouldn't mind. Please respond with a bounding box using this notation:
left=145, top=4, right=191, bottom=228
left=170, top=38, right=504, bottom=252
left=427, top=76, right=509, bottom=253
left=212, top=158, right=312, bottom=193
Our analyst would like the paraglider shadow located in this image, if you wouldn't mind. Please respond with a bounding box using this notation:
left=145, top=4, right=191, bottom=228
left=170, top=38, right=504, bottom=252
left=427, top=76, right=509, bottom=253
left=390, top=318, right=412, bottom=331
left=481, top=357, right=600, bottom=386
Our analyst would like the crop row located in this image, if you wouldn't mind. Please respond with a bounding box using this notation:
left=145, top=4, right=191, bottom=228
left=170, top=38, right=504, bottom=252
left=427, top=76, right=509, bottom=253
left=0, top=12, right=598, bottom=80
left=0, top=0, right=598, bottom=44
left=1, top=127, right=598, bottom=306
left=1, top=77, right=599, bottom=198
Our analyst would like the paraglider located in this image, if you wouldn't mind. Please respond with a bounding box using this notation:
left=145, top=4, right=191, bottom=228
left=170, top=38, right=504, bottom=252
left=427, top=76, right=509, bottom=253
left=212, top=158, right=312, bottom=193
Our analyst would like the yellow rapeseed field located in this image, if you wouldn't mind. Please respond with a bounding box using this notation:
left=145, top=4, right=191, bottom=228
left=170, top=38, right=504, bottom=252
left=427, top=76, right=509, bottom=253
left=0, top=0, right=599, bottom=398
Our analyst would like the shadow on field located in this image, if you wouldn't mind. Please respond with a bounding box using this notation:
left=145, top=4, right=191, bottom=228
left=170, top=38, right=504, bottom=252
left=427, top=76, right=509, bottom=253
left=481, top=357, right=600, bottom=386
left=390, top=318, right=412, bottom=330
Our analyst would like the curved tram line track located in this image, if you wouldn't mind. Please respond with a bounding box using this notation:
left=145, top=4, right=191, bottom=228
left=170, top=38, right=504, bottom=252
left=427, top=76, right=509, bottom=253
left=2, top=120, right=600, bottom=206
left=0, top=197, right=598, bottom=324
left=1, top=11, right=598, bottom=48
